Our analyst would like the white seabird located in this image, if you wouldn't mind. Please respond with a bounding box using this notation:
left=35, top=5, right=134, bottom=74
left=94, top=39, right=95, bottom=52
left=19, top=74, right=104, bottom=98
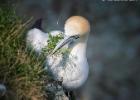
left=26, top=18, right=63, bottom=53
left=46, top=16, right=90, bottom=89
left=26, top=16, right=90, bottom=90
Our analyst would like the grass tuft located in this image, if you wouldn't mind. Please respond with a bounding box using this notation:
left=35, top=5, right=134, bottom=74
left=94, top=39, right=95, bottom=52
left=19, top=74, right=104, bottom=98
left=0, top=6, right=47, bottom=100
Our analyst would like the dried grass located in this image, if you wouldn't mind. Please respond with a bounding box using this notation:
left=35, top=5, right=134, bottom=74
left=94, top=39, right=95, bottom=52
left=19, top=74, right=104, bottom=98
left=0, top=6, right=47, bottom=100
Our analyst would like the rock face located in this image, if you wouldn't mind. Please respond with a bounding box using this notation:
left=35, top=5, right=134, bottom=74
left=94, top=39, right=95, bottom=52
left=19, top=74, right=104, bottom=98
left=9, top=0, right=140, bottom=100
left=45, top=80, right=69, bottom=100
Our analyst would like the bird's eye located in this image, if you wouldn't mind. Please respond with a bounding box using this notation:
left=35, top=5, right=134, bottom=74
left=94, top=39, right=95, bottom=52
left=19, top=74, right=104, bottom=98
left=71, top=35, right=79, bottom=39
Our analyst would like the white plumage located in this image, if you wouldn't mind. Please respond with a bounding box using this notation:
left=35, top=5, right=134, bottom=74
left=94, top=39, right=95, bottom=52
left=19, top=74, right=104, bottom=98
left=26, top=16, right=90, bottom=89
left=26, top=28, right=62, bottom=53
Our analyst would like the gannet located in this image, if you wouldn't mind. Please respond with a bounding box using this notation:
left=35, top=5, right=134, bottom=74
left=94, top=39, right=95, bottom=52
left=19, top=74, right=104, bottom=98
left=26, top=16, right=90, bottom=89
left=26, top=19, right=63, bottom=53
left=46, top=16, right=90, bottom=89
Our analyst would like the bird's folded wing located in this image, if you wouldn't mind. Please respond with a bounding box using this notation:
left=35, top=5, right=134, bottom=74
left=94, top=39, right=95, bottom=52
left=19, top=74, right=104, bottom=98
left=26, top=28, right=64, bottom=54
left=26, top=28, right=48, bottom=53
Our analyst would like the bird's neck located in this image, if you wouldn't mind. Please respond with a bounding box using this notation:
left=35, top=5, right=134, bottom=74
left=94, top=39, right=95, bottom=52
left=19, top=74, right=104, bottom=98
left=70, top=36, right=88, bottom=61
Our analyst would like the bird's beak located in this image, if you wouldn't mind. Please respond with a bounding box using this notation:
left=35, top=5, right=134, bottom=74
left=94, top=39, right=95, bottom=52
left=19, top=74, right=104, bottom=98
left=51, top=35, right=79, bottom=54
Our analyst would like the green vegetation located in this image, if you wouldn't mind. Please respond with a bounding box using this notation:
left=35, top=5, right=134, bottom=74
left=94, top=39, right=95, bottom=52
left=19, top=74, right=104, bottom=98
left=0, top=6, right=47, bottom=100
left=0, top=4, right=71, bottom=100
left=42, top=33, right=64, bottom=55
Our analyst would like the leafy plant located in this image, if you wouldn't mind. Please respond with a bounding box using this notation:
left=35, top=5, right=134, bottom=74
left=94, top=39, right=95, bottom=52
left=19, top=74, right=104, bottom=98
left=42, top=33, right=64, bottom=55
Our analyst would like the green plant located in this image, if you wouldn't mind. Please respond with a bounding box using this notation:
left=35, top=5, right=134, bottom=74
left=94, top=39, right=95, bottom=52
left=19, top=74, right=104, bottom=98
left=0, top=6, right=47, bottom=100
left=42, top=33, right=64, bottom=55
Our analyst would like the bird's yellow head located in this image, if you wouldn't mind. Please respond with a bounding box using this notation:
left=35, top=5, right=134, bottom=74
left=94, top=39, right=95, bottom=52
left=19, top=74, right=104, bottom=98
left=64, top=16, right=90, bottom=37
left=52, top=16, right=90, bottom=54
